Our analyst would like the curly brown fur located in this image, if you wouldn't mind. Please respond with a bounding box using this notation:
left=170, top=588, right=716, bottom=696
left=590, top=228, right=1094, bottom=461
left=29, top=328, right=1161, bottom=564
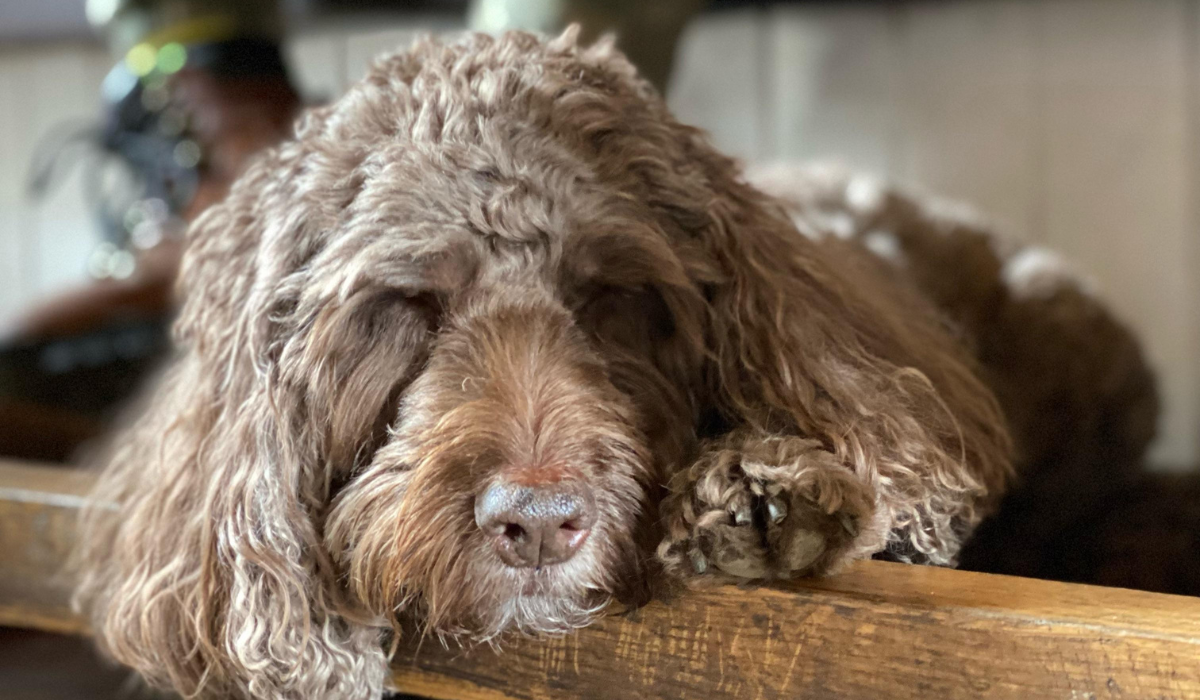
left=751, top=164, right=1169, bottom=588
left=70, top=29, right=1150, bottom=699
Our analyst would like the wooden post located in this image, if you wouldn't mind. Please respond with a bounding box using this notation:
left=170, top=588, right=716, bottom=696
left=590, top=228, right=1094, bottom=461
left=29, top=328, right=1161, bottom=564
left=2, top=461, right=1198, bottom=699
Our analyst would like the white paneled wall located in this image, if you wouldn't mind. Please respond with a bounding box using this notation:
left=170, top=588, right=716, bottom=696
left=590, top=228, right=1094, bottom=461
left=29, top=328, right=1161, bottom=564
left=765, top=6, right=900, bottom=177
left=671, top=10, right=767, bottom=162
left=0, top=0, right=1197, bottom=465
left=0, top=42, right=110, bottom=327
left=895, top=1, right=1037, bottom=241
left=1191, top=0, right=1200, bottom=467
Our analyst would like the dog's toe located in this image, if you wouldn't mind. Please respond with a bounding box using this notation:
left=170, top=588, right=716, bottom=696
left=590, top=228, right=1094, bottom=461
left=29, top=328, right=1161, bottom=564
left=766, top=494, right=788, bottom=524
left=697, top=473, right=863, bottom=579
left=728, top=486, right=754, bottom=526
left=708, top=522, right=771, bottom=578
left=766, top=495, right=858, bottom=575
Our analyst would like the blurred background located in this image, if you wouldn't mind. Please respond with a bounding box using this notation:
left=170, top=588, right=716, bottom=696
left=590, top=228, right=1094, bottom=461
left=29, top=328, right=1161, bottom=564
left=0, top=0, right=1197, bottom=696
left=0, top=0, right=1196, bottom=469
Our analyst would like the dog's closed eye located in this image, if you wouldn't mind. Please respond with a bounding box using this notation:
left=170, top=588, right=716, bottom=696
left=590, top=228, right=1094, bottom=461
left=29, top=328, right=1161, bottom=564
left=298, top=288, right=444, bottom=468
left=399, top=290, right=445, bottom=330
left=576, top=285, right=676, bottom=349
left=360, top=289, right=444, bottom=339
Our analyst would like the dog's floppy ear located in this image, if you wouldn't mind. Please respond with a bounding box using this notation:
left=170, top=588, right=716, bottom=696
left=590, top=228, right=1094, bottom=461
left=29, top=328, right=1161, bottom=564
left=687, top=158, right=1012, bottom=559
left=74, top=144, right=389, bottom=699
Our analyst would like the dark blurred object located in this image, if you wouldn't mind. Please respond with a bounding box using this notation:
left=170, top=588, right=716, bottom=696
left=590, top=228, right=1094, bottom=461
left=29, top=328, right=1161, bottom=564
left=0, top=627, right=174, bottom=700
left=960, top=470, right=1200, bottom=597
left=0, top=0, right=300, bottom=462
left=0, top=402, right=105, bottom=463
left=0, top=288, right=172, bottom=461
left=87, top=0, right=285, bottom=57
left=0, top=318, right=169, bottom=413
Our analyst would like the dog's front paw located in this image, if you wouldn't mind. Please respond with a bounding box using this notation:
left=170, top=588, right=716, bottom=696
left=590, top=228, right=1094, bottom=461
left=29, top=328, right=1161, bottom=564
left=659, top=434, right=876, bottom=580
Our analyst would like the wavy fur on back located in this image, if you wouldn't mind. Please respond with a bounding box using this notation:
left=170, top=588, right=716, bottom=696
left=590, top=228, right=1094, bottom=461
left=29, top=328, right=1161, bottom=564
left=73, top=29, right=1146, bottom=699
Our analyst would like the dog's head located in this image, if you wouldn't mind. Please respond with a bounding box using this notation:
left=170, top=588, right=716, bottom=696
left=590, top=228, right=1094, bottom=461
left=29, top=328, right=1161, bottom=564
left=290, top=34, right=725, bottom=635
left=284, top=31, right=721, bottom=637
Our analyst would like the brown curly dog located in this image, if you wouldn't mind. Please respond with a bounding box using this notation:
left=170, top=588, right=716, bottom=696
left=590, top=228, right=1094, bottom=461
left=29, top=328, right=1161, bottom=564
left=74, top=28, right=1154, bottom=699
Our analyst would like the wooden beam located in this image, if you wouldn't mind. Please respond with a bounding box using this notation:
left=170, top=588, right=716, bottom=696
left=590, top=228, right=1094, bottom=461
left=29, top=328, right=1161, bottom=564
left=0, top=460, right=92, bottom=636
left=390, top=565, right=1200, bottom=700
left=3, top=462, right=1199, bottom=699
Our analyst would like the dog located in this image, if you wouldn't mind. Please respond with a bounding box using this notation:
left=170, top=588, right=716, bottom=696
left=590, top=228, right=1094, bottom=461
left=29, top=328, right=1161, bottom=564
left=74, top=28, right=1155, bottom=699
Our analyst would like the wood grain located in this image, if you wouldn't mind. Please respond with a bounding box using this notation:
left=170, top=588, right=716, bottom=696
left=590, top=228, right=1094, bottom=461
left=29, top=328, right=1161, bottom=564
left=3, top=461, right=1197, bottom=699
left=390, top=563, right=1200, bottom=700
left=0, top=460, right=92, bottom=635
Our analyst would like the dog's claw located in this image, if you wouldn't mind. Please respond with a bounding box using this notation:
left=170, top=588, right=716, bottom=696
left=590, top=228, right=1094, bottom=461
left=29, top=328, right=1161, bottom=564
left=767, top=497, right=788, bottom=524
left=728, top=487, right=754, bottom=526
left=689, top=548, right=708, bottom=574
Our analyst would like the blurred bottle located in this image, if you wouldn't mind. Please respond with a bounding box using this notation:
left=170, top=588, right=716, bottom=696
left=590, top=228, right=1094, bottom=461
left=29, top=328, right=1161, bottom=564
left=468, top=0, right=707, bottom=92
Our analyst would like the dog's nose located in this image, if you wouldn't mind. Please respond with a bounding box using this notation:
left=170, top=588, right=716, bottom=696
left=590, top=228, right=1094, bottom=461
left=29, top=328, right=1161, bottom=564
left=475, top=475, right=597, bottom=568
